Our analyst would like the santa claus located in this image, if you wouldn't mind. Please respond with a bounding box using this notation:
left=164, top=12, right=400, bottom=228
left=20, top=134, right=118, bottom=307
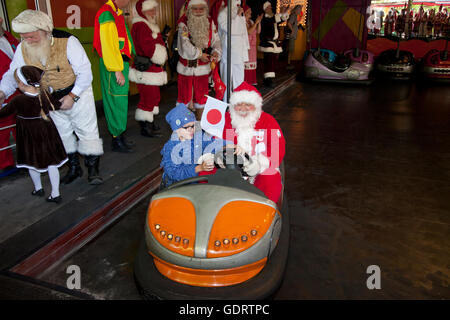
left=223, top=81, right=285, bottom=203
left=176, top=0, right=222, bottom=120
left=258, top=1, right=288, bottom=88
left=129, top=0, right=168, bottom=138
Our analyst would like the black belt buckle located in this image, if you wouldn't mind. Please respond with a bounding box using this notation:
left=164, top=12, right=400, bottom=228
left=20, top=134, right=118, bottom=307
left=188, top=60, right=198, bottom=68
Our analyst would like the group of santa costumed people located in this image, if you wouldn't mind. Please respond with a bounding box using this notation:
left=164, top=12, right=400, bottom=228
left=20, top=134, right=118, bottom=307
left=0, top=0, right=287, bottom=205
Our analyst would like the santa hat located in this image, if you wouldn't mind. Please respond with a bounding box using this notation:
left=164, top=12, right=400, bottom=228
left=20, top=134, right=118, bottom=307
left=141, top=0, right=158, bottom=12
left=229, top=82, right=263, bottom=111
left=12, top=10, right=53, bottom=34
left=187, top=0, right=208, bottom=8
left=135, top=0, right=158, bottom=19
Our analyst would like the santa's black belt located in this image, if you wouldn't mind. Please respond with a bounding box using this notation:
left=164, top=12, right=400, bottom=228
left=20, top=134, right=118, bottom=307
left=52, top=84, right=75, bottom=100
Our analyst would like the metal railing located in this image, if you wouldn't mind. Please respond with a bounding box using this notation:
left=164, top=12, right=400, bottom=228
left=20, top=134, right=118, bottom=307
left=0, top=123, right=16, bottom=152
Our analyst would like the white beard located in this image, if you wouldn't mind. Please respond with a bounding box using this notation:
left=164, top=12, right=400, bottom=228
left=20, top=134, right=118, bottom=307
left=187, top=11, right=210, bottom=49
left=230, top=107, right=261, bottom=153
left=145, top=14, right=159, bottom=32
left=22, top=36, right=51, bottom=66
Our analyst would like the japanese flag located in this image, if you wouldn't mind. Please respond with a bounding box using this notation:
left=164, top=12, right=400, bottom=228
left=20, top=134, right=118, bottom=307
left=201, top=95, right=228, bottom=138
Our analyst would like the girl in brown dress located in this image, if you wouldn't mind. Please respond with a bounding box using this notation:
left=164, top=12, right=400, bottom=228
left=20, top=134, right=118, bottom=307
left=0, top=65, right=67, bottom=203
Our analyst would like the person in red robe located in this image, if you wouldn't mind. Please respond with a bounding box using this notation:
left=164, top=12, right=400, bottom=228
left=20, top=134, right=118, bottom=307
left=223, top=81, right=285, bottom=203
left=0, top=17, right=19, bottom=172
left=129, top=0, right=168, bottom=138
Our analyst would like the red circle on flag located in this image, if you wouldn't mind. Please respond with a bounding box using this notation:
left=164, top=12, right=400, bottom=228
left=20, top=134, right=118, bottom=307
left=206, top=109, right=222, bottom=125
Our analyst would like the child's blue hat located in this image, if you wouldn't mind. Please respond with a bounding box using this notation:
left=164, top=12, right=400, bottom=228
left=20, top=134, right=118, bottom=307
left=165, top=103, right=196, bottom=131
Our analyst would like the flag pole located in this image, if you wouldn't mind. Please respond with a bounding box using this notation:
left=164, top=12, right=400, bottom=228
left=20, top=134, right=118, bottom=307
left=226, top=0, right=232, bottom=103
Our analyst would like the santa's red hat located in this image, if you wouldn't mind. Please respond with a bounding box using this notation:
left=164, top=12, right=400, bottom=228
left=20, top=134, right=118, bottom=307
left=135, top=0, right=158, bottom=18
left=229, top=81, right=263, bottom=111
left=187, top=0, right=208, bottom=7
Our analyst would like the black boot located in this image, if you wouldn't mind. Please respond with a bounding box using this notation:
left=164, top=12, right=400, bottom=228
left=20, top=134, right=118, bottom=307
left=139, top=121, right=161, bottom=138
left=61, top=153, right=83, bottom=184
left=84, top=155, right=103, bottom=185
left=263, top=77, right=275, bottom=88
left=112, top=136, right=134, bottom=153
left=120, top=133, right=135, bottom=148
left=151, top=117, right=161, bottom=134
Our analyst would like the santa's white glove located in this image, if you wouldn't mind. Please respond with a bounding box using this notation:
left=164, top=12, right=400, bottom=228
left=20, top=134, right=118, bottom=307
left=243, top=157, right=261, bottom=177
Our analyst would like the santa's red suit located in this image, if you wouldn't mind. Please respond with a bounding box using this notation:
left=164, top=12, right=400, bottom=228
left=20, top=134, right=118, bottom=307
left=223, top=82, right=285, bottom=204
left=176, top=0, right=221, bottom=110
left=0, top=30, right=19, bottom=170
left=129, top=0, right=168, bottom=124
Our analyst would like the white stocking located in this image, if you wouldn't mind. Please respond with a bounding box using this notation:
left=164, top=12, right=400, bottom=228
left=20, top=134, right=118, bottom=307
left=28, top=169, right=42, bottom=191
left=47, top=166, right=60, bottom=198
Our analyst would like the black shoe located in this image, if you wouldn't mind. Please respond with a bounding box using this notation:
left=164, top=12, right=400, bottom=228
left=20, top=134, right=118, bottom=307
left=139, top=121, right=161, bottom=138
left=151, top=118, right=161, bottom=133
left=61, top=153, right=83, bottom=185
left=112, top=136, right=134, bottom=153
left=120, top=133, right=135, bottom=148
left=263, top=78, right=275, bottom=88
left=46, top=195, right=62, bottom=203
left=84, top=155, right=103, bottom=185
left=31, top=189, right=45, bottom=197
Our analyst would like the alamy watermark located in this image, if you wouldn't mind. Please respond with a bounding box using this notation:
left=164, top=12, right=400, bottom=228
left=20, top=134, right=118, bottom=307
left=66, top=265, right=81, bottom=290
left=366, top=265, right=381, bottom=290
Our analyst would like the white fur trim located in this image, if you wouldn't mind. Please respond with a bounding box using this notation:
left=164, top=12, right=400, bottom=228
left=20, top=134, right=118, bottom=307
left=188, top=0, right=208, bottom=7
left=194, top=103, right=205, bottom=109
left=135, top=108, right=154, bottom=122
left=142, top=0, right=158, bottom=12
left=176, top=61, right=211, bottom=76
left=152, top=44, right=168, bottom=66
left=132, top=16, right=159, bottom=39
left=258, top=42, right=283, bottom=53
left=60, top=134, right=78, bottom=154
left=230, top=90, right=263, bottom=110
left=264, top=72, right=275, bottom=78
left=129, top=68, right=168, bottom=86
left=78, top=138, right=104, bottom=156
left=12, top=10, right=53, bottom=34
left=152, top=106, right=159, bottom=115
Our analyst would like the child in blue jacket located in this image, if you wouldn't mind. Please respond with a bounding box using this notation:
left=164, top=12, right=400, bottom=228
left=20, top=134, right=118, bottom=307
left=160, top=104, right=224, bottom=186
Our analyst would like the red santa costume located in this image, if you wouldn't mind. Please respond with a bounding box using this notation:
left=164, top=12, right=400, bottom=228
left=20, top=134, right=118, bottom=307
left=0, top=28, right=19, bottom=170
left=129, top=0, right=168, bottom=137
left=176, top=0, right=222, bottom=113
left=223, top=82, right=286, bottom=204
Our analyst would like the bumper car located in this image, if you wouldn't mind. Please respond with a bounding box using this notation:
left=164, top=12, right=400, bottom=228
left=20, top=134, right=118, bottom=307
left=376, top=49, right=415, bottom=79
left=343, top=49, right=375, bottom=71
left=421, top=48, right=450, bottom=82
left=303, top=48, right=337, bottom=63
left=134, top=148, right=289, bottom=300
left=303, top=49, right=373, bottom=84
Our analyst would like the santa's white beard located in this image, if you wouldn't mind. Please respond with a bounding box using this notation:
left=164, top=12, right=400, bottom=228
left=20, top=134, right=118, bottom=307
left=230, top=108, right=261, bottom=153
left=187, top=11, right=210, bottom=49
left=145, top=14, right=159, bottom=32
left=22, top=36, right=51, bottom=66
